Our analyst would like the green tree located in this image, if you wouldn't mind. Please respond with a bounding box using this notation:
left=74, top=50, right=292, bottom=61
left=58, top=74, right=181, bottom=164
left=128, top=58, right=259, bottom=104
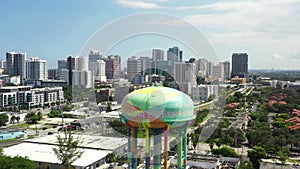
left=106, top=152, right=118, bottom=163
left=0, top=113, right=9, bottom=126
left=211, top=146, right=239, bottom=157
left=25, top=112, right=42, bottom=124
left=238, top=160, right=254, bottom=169
left=49, top=110, right=62, bottom=118
left=246, top=126, right=271, bottom=147
left=63, top=105, right=72, bottom=112
left=63, top=86, right=72, bottom=102
left=278, top=148, right=290, bottom=166
left=0, top=154, right=36, bottom=169
left=53, top=131, right=84, bottom=169
left=248, top=146, right=266, bottom=169
left=109, top=120, right=127, bottom=135
left=191, top=133, right=200, bottom=149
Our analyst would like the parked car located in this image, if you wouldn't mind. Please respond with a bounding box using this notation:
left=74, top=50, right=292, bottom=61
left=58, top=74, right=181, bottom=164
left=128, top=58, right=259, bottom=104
left=47, top=132, right=54, bottom=135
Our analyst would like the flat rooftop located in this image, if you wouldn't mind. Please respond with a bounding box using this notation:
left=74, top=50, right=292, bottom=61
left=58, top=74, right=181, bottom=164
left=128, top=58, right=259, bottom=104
left=25, top=134, right=127, bottom=151
left=4, top=142, right=110, bottom=167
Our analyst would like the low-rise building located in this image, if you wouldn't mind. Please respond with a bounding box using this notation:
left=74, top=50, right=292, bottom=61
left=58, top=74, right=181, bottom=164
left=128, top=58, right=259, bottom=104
left=0, top=86, right=64, bottom=109
left=25, top=79, right=67, bottom=88
left=4, top=134, right=128, bottom=169
left=192, top=85, right=219, bottom=101
left=287, top=80, right=300, bottom=89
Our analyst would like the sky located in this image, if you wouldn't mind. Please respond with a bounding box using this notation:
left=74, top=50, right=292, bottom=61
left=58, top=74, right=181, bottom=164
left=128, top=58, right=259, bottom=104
left=0, top=0, right=300, bottom=70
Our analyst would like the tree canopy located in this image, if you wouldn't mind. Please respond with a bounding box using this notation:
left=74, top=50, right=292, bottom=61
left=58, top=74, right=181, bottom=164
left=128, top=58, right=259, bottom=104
left=0, top=113, right=8, bottom=126
left=53, top=131, right=84, bottom=169
left=0, top=148, right=36, bottom=169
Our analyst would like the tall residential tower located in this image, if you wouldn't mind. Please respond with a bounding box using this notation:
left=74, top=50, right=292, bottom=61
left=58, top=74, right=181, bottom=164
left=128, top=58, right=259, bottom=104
left=6, top=52, right=26, bottom=82
left=231, top=53, right=248, bottom=78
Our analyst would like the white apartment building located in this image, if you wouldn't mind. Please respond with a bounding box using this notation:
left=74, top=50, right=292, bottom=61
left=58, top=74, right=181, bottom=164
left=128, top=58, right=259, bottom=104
left=26, top=57, right=48, bottom=80
left=6, top=52, right=26, bottom=82
left=67, top=56, right=94, bottom=89
left=95, top=59, right=106, bottom=82
left=212, top=63, right=225, bottom=82
left=192, top=85, right=219, bottom=101
left=152, top=49, right=164, bottom=61
left=174, top=61, right=197, bottom=95
left=0, top=86, right=64, bottom=108
left=72, top=70, right=94, bottom=89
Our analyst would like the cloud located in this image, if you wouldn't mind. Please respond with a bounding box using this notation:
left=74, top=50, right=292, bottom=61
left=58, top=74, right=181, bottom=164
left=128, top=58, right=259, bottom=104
left=115, top=0, right=162, bottom=9
left=272, top=53, right=285, bottom=60
left=289, top=50, right=300, bottom=60
left=183, top=0, right=300, bottom=36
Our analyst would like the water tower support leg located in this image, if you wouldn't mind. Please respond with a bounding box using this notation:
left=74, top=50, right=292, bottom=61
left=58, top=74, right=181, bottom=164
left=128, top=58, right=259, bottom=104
left=131, top=128, right=136, bottom=169
left=145, top=127, right=150, bottom=169
left=183, top=128, right=187, bottom=169
left=134, top=127, right=138, bottom=169
left=164, top=126, right=169, bottom=169
left=128, top=127, right=132, bottom=169
left=153, top=128, right=162, bottom=169
left=177, top=128, right=183, bottom=169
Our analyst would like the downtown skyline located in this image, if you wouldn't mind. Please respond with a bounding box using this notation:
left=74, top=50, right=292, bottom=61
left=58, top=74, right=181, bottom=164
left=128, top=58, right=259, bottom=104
left=0, top=0, right=300, bottom=70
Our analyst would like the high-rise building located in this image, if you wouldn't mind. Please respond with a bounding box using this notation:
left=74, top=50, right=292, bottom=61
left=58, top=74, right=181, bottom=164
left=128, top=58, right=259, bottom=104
left=6, top=52, right=26, bottom=82
left=196, top=58, right=208, bottom=76
left=167, top=46, right=182, bottom=77
left=48, top=69, right=59, bottom=80
left=67, top=56, right=91, bottom=86
left=67, top=56, right=74, bottom=85
left=152, top=49, right=164, bottom=61
left=89, top=50, right=102, bottom=61
left=58, top=59, right=67, bottom=70
left=222, top=61, right=231, bottom=80
left=67, top=56, right=88, bottom=71
left=231, top=53, right=248, bottom=78
left=212, top=63, right=224, bottom=81
left=58, top=69, right=69, bottom=84
left=127, top=56, right=142, bottom=80
left=105, top=55, right=120, bottom=79
left=88, top=50, right=102, bottom=76
left=0, top=60, right=6, bottom=70
left=174, top=60, right=197, bottom=95
left=72, top=70, right=94, bottom=89
left=151, top=60, right=170, bottom=77
left=26, top=57, right=48, bottom=80
left=167, top=46, right=180, bottom=63
left=75, top=56, right=89, bottom=71
left=207, top=61, right=213, bottom=77
left=139, top=56, right=151, bottom=75
left=95, top=59, right=106, bottom=82
left=179, top=51, right=183, bottom=63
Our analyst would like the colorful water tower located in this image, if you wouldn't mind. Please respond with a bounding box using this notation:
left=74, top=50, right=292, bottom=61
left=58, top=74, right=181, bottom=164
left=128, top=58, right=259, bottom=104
left=120, top=86, right=195, bottom=169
